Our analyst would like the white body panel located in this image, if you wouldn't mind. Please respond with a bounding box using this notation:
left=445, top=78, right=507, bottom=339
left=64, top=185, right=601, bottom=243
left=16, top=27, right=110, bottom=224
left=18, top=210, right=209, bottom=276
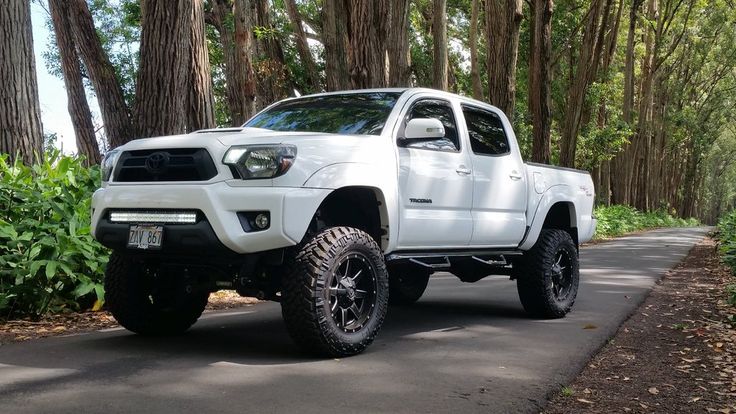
left=91, top=88, right=596, bottom=255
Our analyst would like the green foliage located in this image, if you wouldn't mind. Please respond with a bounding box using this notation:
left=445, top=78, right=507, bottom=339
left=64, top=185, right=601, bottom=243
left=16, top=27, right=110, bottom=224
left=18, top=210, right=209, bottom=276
left=0, top=152, right=109, bottom=319
left=594, top=205, right=700, bottom=239
left=717, top=210, right=736, bottom=275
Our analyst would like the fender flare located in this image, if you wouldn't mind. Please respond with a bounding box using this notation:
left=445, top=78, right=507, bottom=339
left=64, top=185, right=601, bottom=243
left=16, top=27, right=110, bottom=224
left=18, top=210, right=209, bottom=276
left=519, top=185, right=578, bottom=251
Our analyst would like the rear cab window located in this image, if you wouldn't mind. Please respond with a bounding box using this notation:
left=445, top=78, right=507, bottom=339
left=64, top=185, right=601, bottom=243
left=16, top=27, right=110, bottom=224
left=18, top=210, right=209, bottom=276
left=461, top=105, right=510, bottom=156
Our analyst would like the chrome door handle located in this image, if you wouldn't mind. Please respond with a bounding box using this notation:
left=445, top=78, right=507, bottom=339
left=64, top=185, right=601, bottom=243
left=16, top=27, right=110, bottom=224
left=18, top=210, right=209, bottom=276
left=456, top=166, right=472, bottom=176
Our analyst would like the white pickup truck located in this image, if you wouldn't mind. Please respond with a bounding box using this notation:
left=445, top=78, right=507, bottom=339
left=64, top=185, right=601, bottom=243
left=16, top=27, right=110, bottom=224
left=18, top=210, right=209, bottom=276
left=92, top=88, right=596, bottom=356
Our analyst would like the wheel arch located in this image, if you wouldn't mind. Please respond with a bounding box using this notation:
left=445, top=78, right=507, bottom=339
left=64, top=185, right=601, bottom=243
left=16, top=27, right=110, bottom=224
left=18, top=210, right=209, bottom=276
left=519, top=187, right=580, bottom=250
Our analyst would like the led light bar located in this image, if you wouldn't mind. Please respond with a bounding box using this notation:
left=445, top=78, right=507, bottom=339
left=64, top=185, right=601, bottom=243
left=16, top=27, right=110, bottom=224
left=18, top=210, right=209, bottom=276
left=109, top=211, right=198, bottom=224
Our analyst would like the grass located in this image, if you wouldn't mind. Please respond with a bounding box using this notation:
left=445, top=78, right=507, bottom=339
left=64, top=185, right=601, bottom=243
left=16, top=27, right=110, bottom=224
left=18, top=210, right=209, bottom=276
left=594, top=205, right=699, bottom=239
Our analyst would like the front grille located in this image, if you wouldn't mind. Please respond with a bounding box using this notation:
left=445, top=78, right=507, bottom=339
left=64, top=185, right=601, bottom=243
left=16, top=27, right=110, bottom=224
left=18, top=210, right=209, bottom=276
left=114, top=148, right=217, bottom=182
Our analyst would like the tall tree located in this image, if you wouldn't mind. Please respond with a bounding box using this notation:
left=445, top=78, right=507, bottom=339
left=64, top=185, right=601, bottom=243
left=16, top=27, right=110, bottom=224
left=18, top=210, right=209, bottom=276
left=254, top=0, right=291, bottom=106
left=559, top=0, right=610, bottom=167
left=48, top=0, right=100, bottom=165
left=284, top=0, right=319, bottom=92
left=67, top=0, right=133, bottom=148
left=485, top=0, right=523, bottom=118
left=469, top=0, right=483, bottom=100
left=348, top=0, right=388, bottom=88
left=322, top=0, right=351, bottom=91
left=232, top=0, right=258, bottom=123
left=529, top=0, right=554, bottom=163
left=133, top=0, right=192, bottom=137
left=388, top=0, right=412, bottom=87
left=0, top=0, right=43, bottom=163
left=432, top=0, right=449, bottom=90
left=188, top=0, right=216, bottom=131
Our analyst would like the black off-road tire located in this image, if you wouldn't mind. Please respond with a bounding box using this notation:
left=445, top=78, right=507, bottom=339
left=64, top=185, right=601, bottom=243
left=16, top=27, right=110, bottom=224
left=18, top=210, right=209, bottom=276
left=388, top=268, right=430, bottom=305
left=515, top=229, right=579, bottom=318
left=280, top=226, right=389, bottom=357
left=104, top=252, right=209, bottom=335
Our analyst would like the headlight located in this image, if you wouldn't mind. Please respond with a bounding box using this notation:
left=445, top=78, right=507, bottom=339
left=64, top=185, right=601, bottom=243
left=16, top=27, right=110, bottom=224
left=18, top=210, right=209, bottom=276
left=101, top=149, right=121, bottom=183
left=223, top=144, right=297, bottom=179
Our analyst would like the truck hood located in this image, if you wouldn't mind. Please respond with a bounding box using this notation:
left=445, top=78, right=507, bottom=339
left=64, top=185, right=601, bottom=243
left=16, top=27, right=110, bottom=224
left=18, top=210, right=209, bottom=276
left=114, top=128, right=392, bottom=186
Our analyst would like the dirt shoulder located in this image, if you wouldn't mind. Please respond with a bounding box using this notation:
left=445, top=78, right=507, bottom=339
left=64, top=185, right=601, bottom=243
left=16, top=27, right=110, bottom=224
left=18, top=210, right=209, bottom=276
left=0, top=291, right=259, bottom=346
left=545, top=237, right=736, bottom=414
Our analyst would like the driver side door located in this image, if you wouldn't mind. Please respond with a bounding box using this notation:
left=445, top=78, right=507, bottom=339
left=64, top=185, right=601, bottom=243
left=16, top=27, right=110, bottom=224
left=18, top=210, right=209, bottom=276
left=395, top=98, right=474, bottom=249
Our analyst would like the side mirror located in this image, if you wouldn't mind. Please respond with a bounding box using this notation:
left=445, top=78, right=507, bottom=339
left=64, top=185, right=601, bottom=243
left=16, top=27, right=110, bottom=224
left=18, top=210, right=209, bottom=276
left=403, top=118, right=445, bottom=140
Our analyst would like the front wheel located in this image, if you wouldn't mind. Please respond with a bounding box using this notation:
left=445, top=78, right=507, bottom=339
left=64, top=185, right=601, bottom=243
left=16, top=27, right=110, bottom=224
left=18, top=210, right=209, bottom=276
left=515, top=229, right=579, bottom=318
left=104, top=252, right=209, bottom=335
left=280, top=227, right=389, bottom=357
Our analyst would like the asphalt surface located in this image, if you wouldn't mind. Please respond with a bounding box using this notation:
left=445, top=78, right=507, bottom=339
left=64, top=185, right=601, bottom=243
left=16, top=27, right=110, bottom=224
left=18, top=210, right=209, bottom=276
left=0, top=227, right=710, bottom=413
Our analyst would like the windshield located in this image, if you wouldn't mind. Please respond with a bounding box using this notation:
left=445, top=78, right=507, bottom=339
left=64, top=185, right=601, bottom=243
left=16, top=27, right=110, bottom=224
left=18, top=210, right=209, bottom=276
left=244, top=92, right=402, bottom=135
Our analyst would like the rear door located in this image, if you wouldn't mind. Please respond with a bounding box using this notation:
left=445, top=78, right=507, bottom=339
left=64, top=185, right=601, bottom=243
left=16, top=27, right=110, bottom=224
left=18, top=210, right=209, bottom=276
left=461, top=104, right=528, bottom=247
left=395, top=97, right=474, bottom=248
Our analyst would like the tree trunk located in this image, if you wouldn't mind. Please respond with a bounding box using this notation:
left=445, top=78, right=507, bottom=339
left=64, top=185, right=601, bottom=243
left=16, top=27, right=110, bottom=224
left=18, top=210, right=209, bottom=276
left=529, top=0, right=553, bottom=164
left=67, top=0, right=133, bottom=149
left=48, top=0, right=100, bottom=165
left=0, top=0, right=43, bottom=164
left=133, top=0, right=192, bottom=138
left=188, top=0, right=216, bottom=131
left=558, top=0, right=607, bottom=168
left=231, top=0, right=257, bottom=123
left=254, top=0, right=291, bottom=107
left=432, top=0, right=448, bottom=90
left=387, top=0, right=412, bottom=87
left=348, top=0, right=387, bottom=89
left=469, top=0, right=483, bottom=99
left=485, top=0, right=523, bottom=119
left=284, top=0, right=319, bottom=93
left=322, top=0, right=351, bottom=91
left=611, top=0, right=643, bottom=204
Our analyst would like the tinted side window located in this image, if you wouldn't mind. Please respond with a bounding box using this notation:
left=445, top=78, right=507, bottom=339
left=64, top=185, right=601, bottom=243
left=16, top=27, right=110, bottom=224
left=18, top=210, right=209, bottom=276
left=404, top=100, right=460, bottom=152
left=462, top=106, right=510, bottom=155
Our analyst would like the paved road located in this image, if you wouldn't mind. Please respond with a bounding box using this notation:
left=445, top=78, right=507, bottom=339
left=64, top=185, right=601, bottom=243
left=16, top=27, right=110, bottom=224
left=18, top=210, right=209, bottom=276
left=0, top=227, right=710, bottom=413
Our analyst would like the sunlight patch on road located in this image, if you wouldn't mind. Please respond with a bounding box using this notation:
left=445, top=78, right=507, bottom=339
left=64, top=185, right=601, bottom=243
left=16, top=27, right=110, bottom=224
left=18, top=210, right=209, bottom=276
left=0, top=363, right=77, bottom=390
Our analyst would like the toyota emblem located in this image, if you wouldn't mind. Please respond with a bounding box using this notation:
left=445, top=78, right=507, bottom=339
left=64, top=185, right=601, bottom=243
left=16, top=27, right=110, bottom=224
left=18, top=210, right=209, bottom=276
left=145, top=151, right=169, bottom=174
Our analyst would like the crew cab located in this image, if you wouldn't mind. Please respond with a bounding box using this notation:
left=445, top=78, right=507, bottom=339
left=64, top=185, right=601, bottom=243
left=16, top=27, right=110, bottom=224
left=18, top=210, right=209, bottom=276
left=92, top=88, right=596, bottom=356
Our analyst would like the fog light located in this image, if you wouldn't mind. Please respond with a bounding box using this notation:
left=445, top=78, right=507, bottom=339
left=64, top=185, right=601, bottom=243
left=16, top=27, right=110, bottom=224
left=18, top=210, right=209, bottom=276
left=254, top=213, right=270, bottom=229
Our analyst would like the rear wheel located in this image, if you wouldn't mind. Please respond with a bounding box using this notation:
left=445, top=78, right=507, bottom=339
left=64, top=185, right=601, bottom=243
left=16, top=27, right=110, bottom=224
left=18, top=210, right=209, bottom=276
left=515, top=229, right=579, bottom=318
left=104, top=252, right=209, bottom=335
left=388, top=268, right=430, bottom=305
left=281, top=226, right=389, bottom=357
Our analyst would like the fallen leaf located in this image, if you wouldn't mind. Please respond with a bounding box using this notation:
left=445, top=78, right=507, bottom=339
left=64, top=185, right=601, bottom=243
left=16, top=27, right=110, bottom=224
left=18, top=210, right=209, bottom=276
left=576, top=398, right=594, bottom=405
left=688, top=397, right=702, bottom=403
left=584, top=324, right=598, bottom=330
left=648, top=387, right=659, bottom=395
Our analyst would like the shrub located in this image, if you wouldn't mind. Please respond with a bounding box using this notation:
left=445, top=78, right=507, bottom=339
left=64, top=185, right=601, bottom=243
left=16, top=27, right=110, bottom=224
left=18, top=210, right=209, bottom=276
left=594, top=204, right=699, bottom=239
left=717, top=210, right=736, bottom=273
left=0, top=152, right=108, bottom=319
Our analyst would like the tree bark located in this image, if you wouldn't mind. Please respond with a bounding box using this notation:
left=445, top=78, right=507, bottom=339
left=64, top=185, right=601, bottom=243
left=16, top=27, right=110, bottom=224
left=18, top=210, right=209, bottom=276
left=387, top=0, right=411, bottom=87
left=188, top=0, right=216, bottom=131
left=322, top=0, right=351, bottom=91
left=67, top=0, right=133, bottom=148
left=469, top=0, right=483, bottom=99
left=0, top=0, right=43, bottom=164
left=284, top=0, right=319, bottom=92
left=559, top=0, right=608, bottom=168
left=529, top=0, right=553, bottom=164
left=231, top=0, right=258, bottom=123
left=348, top=0, right=387, bottom=89
left=133, top=0, right=192, bottom=138
left=253, top=0, right=291, bottom=108
left=432, top=0, right=448, bottom=90
left=48, top=0, right=100, bottom=165
left=485, top=0, right=523, bottom=119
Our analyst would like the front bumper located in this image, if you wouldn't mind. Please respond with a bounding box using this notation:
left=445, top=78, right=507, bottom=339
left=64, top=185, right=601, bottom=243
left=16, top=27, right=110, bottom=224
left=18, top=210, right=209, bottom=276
left=91, top=183, right=332, bottom=254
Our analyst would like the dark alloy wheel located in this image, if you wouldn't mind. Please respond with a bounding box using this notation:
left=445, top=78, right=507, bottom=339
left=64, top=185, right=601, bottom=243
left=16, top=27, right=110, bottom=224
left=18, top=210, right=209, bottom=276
left=281, top=226, right=389, bottom=357
left=104, top=252, right=209, bottom=335
left=327, top=253, right=378, bottom=333
left=515, top=229, right=579, bottom=318
left=388, top=267, right=430, bottom=305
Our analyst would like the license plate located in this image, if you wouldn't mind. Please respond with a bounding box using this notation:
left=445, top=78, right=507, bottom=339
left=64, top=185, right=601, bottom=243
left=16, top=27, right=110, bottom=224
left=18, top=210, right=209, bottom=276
left=127, top=225, right=163, bottom=250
